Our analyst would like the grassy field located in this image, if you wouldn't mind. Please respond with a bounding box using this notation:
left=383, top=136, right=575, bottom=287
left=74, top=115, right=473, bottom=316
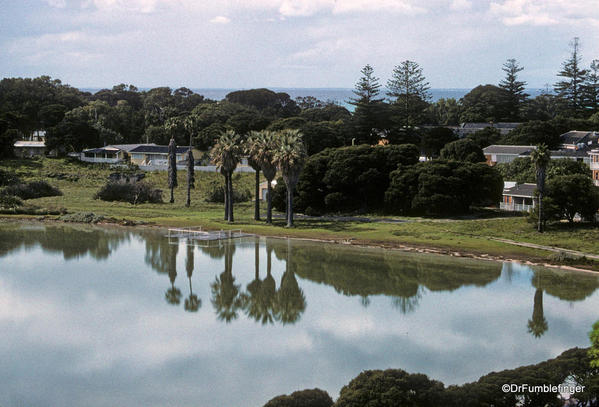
left=2, top=157, right=599, bottom=268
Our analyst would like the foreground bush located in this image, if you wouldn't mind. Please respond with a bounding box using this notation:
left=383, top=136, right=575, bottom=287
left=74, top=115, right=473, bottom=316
left=264, top=388, right=333, bottom=407
left=94, top=181, right=163, bottom=204
left=205, top=179, right=251, bottom=203
left=0, top=192, right=23, bottom=209
left=1, top=180, right=62, bottom=199
left=0, top=169, right=20, bottom=186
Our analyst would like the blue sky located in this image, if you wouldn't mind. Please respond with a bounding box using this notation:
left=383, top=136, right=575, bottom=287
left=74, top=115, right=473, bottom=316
left=1, top=0, right=598, bottom=89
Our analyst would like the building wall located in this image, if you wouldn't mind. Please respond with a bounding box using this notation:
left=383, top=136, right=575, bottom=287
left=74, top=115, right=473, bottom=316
left=14, top=147, right=45, bottom=158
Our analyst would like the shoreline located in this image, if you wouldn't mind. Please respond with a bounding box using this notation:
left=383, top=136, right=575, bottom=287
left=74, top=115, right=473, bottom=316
left=3, top=214, right=598, bottom=275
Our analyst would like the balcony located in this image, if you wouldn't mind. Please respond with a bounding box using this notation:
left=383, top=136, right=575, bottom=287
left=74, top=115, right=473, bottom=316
left=500, top=202, right=534, bottom=213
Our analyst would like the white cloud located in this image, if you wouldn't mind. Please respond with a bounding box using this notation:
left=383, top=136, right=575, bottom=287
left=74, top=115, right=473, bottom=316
left=209, top=15, right=231, bottom=24
left=45, top=0, right=67, bottom=7
left=489, top=0, right=599, bottom=26
left=450, top=0, right=472, bottom=11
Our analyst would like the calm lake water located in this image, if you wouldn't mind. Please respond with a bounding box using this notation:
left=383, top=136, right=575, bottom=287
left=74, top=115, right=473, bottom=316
left=1, top=223, right=598, bottom=407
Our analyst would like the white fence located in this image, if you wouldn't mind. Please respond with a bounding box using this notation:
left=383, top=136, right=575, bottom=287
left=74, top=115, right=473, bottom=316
left=500, top=202, right=534, bottom=212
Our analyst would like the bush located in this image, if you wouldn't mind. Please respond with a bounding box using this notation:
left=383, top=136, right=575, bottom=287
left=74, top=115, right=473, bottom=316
left=0, top=192, right=23, bottom=209
left=205, top=179, right=251, bottom=203
left=94, top=181, right=163, bottom=204
left=263, top=389, right=333, bottom=407
left=0, top=169, right=20, bottom=186
left=1, top=180, right=62, bottom=200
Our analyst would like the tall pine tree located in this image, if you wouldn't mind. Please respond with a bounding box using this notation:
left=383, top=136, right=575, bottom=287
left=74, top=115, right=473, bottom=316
left=386, top=60, right=430, bottom=128
left=583, top=59, right=599, bottom=115
left=554, top=37, right=588, bottom=116
left=499, top=58, right=528, bottom=121
left=349, top=64, right=386, bottom=145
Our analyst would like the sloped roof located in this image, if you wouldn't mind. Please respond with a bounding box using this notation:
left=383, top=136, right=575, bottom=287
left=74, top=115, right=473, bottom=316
left=550, top=149, right=591, bottom=158
left=503, top=183, right=537, bottom=198
left=483, top=145, right=535, bottom=155
left=14, top=141, right=46, bottom=148
left=129, top=145, right=191, bottom=154
left=108, top=143, right=157, bottom=152
left=462, top=122, right=521, bottom=129
left=560, top=130, right=599, bottom=146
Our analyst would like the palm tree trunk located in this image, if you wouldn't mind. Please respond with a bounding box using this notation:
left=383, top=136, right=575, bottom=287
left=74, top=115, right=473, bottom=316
left=223, top=174, right=229, bottom=221
left=254, top=169, right=260, bottom=221
left=286, top=185, right=293, bottom=227
left=266, top=181, right=273, bottom=224
left=170, top=187, right=174, bottom=204
left=186, top=183, right=191, bottom=208
left=537, top=191, right=543, bottom=233
left=228, top=173, right=234, bottom=222
left=254, top=240, right=260, bottom=280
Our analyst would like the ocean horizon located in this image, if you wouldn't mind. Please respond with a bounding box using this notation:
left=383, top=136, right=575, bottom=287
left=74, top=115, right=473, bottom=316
left=80, top=87, right=548, bottom=110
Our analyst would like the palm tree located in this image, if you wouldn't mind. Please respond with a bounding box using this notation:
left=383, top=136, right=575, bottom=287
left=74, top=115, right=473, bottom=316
left=530, top=144, right=551, bottom=233
left=273, top=129, right=307, bottom=227
left=184, top=244, right=201, bottom=312
left=167, top=137, right=178, bottom=203
left=185, top=118, right=195, bottom=208
left=245, top=133, right=262, bottom=221
left=210, top=130, right=242, bottom=222
left=250, top=130, right=278, bottom=223
left=527, top=288, right=548, bottom=338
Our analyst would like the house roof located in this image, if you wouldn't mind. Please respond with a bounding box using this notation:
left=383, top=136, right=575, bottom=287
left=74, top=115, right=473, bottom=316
left=14, top=141, right=46, bottom=148
left=108, top=143, right=156, bottom=152
left=550, top=149, right=591, bottom=158
left=462, top=122, right=521, bottom=129
left=129, top=145, right=191, bottom=154
left=83, top=146, right=121, bottom=154
left=483, top=145, right=535, bottom=155
left=503, top=183, right=537, bottom=198
left=560, top=130, right=599, bottom=146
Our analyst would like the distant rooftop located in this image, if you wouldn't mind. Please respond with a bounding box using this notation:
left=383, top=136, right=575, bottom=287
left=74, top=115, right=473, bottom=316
left=560, top=130, right=599, bottom=146
left=483, top=145, right=536, bottom=155
left=462, top=122, right=521, bottom=129
left=14, top=140, right=46, bottom=148
left=503, top=183, right=536, bottom=198
left=130, top=145, right=190, bottom=154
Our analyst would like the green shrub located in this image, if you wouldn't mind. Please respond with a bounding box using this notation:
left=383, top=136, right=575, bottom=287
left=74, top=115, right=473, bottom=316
left=263, top=389, right=333, bottom=407
left=205, top=179, right=251, bottom=203
left=94, top=181, right=163, bottom=204
left=1, top=180, right=62, bottom=199
left=0, top=169, right=20, bottom=186
left=0, top=192, right=23, bottom=209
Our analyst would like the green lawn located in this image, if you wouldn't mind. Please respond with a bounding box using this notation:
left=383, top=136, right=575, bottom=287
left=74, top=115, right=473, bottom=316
left=2, top=157, right=599, bottom=269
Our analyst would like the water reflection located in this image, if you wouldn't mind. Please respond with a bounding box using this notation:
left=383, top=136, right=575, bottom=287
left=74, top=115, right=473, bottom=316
left=184, top=244, right=201, bottom=312
left=3, top=223, right=599, bottom=407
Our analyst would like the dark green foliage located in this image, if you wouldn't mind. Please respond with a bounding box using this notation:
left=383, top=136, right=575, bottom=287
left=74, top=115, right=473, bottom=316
left=205, top=179, right=251, bottom=203
left=460, top=84, right=511, bottom=122
left=293, top=144, right=420, bottom=214
left=0, top=169, right=20, bottom=186
left=554, top=37, right=587, bottom=116
left=420, top=126, right=458, bottom=158
left=2, top=180, right=62, bottom=200
left=263, top=389, right=333, bottom=407
left=425, top=98, right=461, bottom=125
left=271, top=177, right=288, bottom=212
left=497, top=157, right=591, bottom=184
left=440, top=138, right=485, bottom=162
left=300, top=105, right=351, bottom=122
left=386, top=60, right=431, bottom=128
left=0, top=129, right=21, bottom=158
left=225, top=88, right=300, bottom=117
left=502, top=120, right=560, bottom=148
left=94, top=181, right=163, bottom=204
left=335, top=369, right=446, bottom=407
left=499, top=59, right=528, bottom=121
left=268, top=117, right=308, bottom=131
left=385, top=160, right=503, bottom=215
left=349, top=65, right=387, bottom=145
left=0, top=192, right=23, bottom=209
left=167, top=137, right=177, bottom=203
left=467, top=126, right=502, bottom=149
left=546, top=174, right=599, bottom=222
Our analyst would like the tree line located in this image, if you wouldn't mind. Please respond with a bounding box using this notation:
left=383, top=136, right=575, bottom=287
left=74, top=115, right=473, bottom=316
left=1, top=37, right=598, bottom=159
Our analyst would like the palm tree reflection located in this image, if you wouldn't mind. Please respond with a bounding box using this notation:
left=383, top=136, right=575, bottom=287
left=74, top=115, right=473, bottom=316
left=210, top=243, right=242, bottom=322
left=164, top=240, right=182, bottom=305
left=275, top=239, right=306, bottom=324
left=184, top=244, right=201, bottom=312
left=527, top=288, right=548, bottom=338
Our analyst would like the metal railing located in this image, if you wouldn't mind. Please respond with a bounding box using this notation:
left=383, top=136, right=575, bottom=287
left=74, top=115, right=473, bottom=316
left=500, top=202, right=534, bottom=212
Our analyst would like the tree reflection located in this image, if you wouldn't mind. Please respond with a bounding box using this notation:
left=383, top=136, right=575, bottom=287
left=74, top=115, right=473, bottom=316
left=184, top=244, right=201, bottom=312
left=528, top=288, right=548, bottom=338
left=257, top=242, right=278, bottom=324
left=164, top=240, right=181, bottom=305
left=242, top=239, right=267, bottom=323
left=210, top=243, right=242, bottom=322
left=275, top=239, right=306, bottom=325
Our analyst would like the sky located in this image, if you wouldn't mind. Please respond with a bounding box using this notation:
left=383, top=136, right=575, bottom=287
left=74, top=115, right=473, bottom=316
left=1, top=0, right=599, bottom=89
